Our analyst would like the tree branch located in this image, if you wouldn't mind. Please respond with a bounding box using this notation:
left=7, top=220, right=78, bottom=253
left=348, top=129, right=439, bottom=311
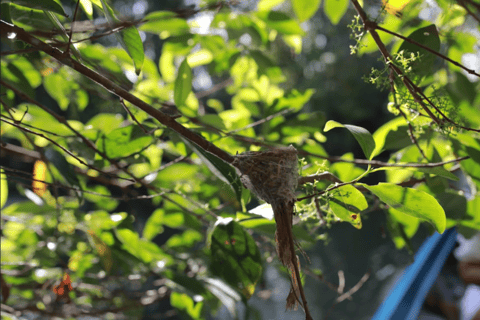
left=0, top=20, right=235, bottom=165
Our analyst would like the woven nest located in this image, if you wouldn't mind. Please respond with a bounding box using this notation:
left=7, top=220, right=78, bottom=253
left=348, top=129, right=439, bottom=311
left=232, top=145, right=298, bottom=205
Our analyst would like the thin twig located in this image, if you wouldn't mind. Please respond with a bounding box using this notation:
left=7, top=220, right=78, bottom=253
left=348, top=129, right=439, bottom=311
left=0, top=21, right=235, bottom=165
left=64, top=0, right=81, bottom=57
left=350, top=0, right=480, bottom=133
left=336, top=271, right=370, bottom=302
left=0, top=117, right=129, bottom=182
left=120, top=99, right=150, bottom=133
left=375, top=24, right=480, bottom=77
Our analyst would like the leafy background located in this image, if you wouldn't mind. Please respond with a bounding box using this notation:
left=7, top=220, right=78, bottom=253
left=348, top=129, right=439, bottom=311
left=1, top=0, right=479, bottom=319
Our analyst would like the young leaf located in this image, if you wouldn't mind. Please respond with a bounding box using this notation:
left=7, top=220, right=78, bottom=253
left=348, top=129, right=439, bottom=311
left=174, top=59, right=192, bottom=107
left=362, top=183, right=446, bottom=233
left=292, top=0, right=321, bottom=22
left=329, top=184, right=367, bottom=229
left=324, top=0, right=349, bottom=25
left=209, top=218, right=262, bottom=299
left=324, top=120, right=376, bottom=159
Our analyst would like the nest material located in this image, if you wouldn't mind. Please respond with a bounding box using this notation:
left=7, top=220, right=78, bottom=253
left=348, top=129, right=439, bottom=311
left=232, top=145, right=298, bottom=205
left=233, top=145, right=311, bottom=317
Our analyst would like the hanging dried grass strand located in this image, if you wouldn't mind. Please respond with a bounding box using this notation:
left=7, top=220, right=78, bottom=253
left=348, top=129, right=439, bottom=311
left=233, top=145, right=312, bottom=320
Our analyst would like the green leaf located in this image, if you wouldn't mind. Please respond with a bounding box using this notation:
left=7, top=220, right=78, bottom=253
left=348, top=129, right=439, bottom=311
left=417, top=166, right=459, bottom=181
left=436, top=191, right=466, bottom=221
left=324, top=121, right=376, bottom=159
left=362, top=183, right=446, bottom=233
left=397, top=24, right=440, bottom=77
left=43, top=10, right=82, bottom=60
left=85, top=211, right=126, bottom=231
left=143, top=209, right=164, bottom=240
left=329, top=184, right=367, bottom=229
left=324, top=0, right=349, bottom=25
left=121, top=27, right=145, bottom=75
left=257, top=0, right=286, bottom=11
left=1, top=61, right=35, bottom=98
left=387, top=208, right=418, bottom=251
left=100, top=125, right=153, bottom=159
left=209, top=218, right=262, bottom=299
left=373, top=166, right=459, bottom=181
left=174, top=59, right=192, bottom=107
left=170, top=292, right=203, bottom=320
left=182, top=138, right=242, bottom=204
left=98, top=0, right=143, bottom=73
left=44, top=148, right=80, bottom=187
left=1, top=169, right=8, bottom=209
left=3, top=0, right=67, bottom=16
left=292, top=0, right=321, bottom=22
left=43, top=72, right=72, bottom=110
left=116, top=228, right=170, bottom=264
left=1, top=3, right=12, bottom=24
left=165, top=230, right=202, bottom=249
left=140, top=11, right=190, bottom=36
left=258, top=11, right=305, bottom=35
left=273, top=89, right=315, bottom=112
left=372, top=117, right=407, bottom=157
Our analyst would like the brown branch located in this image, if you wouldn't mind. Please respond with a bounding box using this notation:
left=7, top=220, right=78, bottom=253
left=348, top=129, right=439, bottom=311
left=296, top=156, right=469, bottom=176
left=1, top=142, right=41, bottom=160
left=0, top=21, right=235, bottom=165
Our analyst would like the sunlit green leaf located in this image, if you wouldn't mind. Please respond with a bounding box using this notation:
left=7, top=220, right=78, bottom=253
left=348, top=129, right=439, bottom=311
left=324, top=121, right=376, bottom=159
left=258, top=11, right=305, bottom=35
left=121, top=26, right=145, bottom=75
left=292, top=0, right=321, bottom=22
left=1, top=169, right=8, bottom=209
left=324, top=0, right=349, bottom=25
left=116, top=228, right=170, bottom=263
left=174, top=59, right=192, bottom=107
left=170, top=292, right=203, bottom=319
left=140, top=11, right=190, bottom=36
left=257, top=0, right=286, bottom=11
left=166, top=230, right=203, bottom=249
left=362, top=183, right=446, bottom=233
left=329, top=184, right=367, bottom=228
left=3, top=0, right=66, bottom=16
left=100, top=125, right=153, bottom=159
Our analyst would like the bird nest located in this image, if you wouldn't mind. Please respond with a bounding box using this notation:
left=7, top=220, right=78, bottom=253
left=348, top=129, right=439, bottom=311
left=232, top=145, right=298, bottom=206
